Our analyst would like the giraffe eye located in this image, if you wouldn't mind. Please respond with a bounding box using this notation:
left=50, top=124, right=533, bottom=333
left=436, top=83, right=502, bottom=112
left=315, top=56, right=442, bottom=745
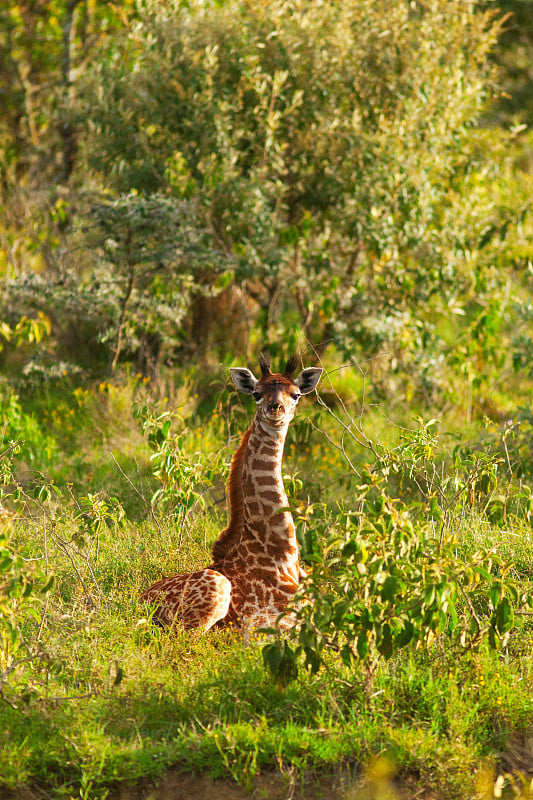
left=291, top=392, right=301, bottom=401
left=252, top=390, right=262, bottom=402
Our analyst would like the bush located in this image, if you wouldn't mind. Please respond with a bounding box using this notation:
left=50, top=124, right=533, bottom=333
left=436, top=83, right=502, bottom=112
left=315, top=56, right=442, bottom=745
left=76, top=0, right=529, bottom=387
left=263, top=411, right=533, bottom=686
left=0, top=451, right=54, bottom=707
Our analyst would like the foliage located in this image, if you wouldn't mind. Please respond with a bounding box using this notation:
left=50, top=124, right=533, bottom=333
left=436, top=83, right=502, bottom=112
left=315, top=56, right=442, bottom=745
left=0, top=522, right=54, bottom=708
left=0, top=449, right=54, bottom=708
left=0, top=313, right=57, bottom=465
left=1, top=191, right=231, bottom=373
left=0, top=391, right=58, bottom=466
left=72, top=0, right=533, bottom=385
left=136, top=402, right=227, bottom=543
left=264, top=472, right=533, bottom=686
left=1, top=0, right=532, bottom=409
left=0, top=312, right=50, bottom=351
left=0, top=0, right=137, bottom=183
left=375, top=415, right=533, bottom=527
left=489, top=0, right=533, bottom=126
left=263, top=410, right=533, bottom=687
left=84, top=192, right=226, bottom=371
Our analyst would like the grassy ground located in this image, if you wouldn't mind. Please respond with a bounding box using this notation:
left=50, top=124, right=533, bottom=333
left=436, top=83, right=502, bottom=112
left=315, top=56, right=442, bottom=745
left=1, top=370, right=533, bottom=799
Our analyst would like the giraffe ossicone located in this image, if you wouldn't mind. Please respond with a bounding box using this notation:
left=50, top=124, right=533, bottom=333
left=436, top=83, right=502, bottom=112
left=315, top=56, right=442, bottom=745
left=140, top=354, right=323, bottom=632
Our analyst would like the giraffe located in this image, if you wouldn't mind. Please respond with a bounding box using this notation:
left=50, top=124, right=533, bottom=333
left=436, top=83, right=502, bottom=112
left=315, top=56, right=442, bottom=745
left=139, top=354, right=322, bottom=632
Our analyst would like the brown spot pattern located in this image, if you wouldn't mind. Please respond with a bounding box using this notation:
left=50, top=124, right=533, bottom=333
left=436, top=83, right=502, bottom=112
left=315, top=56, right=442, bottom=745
left=139, top=365, right=317, bottom=632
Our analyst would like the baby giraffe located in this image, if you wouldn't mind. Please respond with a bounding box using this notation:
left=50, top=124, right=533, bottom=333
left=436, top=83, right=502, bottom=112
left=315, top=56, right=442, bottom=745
left=140, top=354, right=322, bottom=632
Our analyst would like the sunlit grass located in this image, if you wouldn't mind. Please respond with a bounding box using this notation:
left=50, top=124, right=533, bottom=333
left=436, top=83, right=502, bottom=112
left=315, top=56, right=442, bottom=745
left=3, top=492, right=533, bottom=798
left=2, top=369, right=533, bottom=798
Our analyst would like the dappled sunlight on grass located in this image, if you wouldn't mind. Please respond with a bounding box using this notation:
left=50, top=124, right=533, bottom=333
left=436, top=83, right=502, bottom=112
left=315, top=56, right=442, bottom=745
left=2, top=359, right=533, bottom=799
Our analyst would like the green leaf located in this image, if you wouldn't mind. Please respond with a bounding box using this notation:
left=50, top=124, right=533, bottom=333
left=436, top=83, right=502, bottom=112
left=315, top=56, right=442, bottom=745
left=342, top=540, right=359, bottom=559
left=377, top=623, right=393, bottom=660
left=382, top=576, right=397, bottom=602
left=304, top=646, right=321, bottom=674
left=340, top=643, right=354, bottom=667
left=494, top=597, right=514, bottom=634
left=262, top=643, right=279, bottom=671
left=356, top=631, right=369, bottom=659
left=41, top=575, right=55, bottom=594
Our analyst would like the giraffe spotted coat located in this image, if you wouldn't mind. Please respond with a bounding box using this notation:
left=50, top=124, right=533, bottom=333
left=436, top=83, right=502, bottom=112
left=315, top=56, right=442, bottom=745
left=140, top=355, right=322, bottom=632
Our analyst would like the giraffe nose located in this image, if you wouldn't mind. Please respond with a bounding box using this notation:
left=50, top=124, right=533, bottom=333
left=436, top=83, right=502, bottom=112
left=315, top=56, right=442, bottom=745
left=268, top=401, right=284, bottom=414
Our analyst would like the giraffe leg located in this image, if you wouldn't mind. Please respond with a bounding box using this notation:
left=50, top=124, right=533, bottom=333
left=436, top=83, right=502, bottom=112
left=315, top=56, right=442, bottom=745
left=140, top=568, right=231, bottom=632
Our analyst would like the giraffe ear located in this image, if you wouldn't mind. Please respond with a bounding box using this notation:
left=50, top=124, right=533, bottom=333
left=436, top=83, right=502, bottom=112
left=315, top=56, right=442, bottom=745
left=295, top=367, right=323, bottom=394
left=229, top=368, right=259, bottom=395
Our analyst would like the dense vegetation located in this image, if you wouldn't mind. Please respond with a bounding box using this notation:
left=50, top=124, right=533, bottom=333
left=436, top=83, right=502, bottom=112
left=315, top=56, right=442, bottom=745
left=1, top=1, right=533, bottom=797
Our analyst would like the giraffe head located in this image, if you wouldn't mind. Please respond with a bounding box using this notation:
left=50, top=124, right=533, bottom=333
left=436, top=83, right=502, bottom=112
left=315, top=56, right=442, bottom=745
left=230, top=354, right=322, bottom=431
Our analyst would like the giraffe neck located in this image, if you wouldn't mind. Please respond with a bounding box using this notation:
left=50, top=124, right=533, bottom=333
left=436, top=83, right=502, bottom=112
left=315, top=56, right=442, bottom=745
left=211, top=414, right=298, bottom=572
left=241, top=416, right=289, bottom=523
left=238, top=415, right=298, bottom=568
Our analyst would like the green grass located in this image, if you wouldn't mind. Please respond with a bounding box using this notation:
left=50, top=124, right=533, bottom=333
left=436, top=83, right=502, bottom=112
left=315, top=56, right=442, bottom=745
left=3, top=505, right=533, bottom=799
left=2, top=378, right=533, bottom=799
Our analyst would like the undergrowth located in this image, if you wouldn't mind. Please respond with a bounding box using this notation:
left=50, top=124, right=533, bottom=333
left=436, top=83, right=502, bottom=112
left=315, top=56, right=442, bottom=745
left=1, top=368, right=533, bottom=799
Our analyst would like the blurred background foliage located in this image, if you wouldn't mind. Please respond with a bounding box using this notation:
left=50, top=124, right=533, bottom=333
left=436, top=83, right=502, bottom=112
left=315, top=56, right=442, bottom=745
left=0, top=0, right=532, bottom=426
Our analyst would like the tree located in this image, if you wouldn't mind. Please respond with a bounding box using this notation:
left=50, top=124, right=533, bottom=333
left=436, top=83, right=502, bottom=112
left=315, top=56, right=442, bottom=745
left=2, top=0, right=532, bottom=407
left=75, top=0, right=532, bottom=392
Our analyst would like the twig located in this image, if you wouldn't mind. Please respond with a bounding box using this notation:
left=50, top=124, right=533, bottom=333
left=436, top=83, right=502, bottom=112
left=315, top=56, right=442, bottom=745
left=48, top=530, right=96, bottom=606
left=457, top=581, right=483, bottom=636
left=308, top=417, right=360, bottom=477
left=0, top=651, right=47, bottom=709
left=0, top=441, right=24, bottom=461
left=306, top=343, right=382, bottom=458
left=37, top=518, right=50, bottom=641
left=109, top=451, right=162, bottom=533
